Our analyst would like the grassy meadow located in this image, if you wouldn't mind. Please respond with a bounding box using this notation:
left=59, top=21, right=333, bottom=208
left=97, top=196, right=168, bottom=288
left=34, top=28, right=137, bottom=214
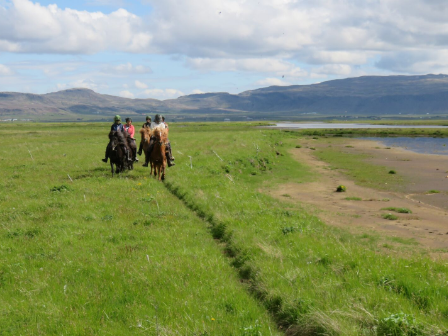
left=1, top=122, right=448, bottom=335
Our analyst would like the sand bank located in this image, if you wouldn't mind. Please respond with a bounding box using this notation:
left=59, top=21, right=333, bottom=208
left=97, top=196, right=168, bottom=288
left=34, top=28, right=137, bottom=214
left=266, top=138, right=448, bottom=253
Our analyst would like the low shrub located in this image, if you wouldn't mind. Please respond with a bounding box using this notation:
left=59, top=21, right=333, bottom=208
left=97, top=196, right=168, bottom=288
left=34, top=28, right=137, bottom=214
left=377, top=313, right=425, bottom=336
left=382, top=207, right=412, bottom=214
left=382, top=213, right=398, bottom=220
left=336, top=185, right=346, bottom=192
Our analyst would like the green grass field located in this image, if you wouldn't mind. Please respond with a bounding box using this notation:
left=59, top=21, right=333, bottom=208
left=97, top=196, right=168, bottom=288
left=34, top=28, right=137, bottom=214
left=1, top=122, right=448, bottom=335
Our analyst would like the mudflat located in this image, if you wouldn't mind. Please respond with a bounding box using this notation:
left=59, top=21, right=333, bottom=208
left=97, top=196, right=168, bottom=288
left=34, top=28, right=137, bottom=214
left=266, top=138, right=448, bottom=252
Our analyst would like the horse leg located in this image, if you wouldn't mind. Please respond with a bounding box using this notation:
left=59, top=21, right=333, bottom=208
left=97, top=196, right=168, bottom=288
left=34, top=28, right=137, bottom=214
left=110, top=162, right=114, bottom=177
left=161, top=160, right=166, bottom=181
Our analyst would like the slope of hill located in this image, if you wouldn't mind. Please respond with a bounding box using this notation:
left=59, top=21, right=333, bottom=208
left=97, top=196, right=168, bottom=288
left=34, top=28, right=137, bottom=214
left=2, top=74, right=448, bottom=121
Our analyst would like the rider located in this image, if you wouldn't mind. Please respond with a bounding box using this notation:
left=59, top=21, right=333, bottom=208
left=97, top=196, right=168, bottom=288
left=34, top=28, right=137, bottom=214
left=125, top=117, right=138, bottom=162
left=143, top=115, right=151, bottom=128
left=142, top=114, right=175, bottom=167
left=137, top=115, right=151, bottom=156
left=102, top=115, right=132, bottom=163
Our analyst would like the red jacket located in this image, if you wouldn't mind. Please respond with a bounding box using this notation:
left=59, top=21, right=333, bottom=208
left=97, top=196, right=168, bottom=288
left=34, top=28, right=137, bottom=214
left=125, top=124, right=135, bottom=138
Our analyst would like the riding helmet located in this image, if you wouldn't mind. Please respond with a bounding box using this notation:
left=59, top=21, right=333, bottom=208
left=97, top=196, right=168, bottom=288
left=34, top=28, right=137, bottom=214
left=154, top=114, right=162, bottom=123
left=114, top=115, right=121, bottom=121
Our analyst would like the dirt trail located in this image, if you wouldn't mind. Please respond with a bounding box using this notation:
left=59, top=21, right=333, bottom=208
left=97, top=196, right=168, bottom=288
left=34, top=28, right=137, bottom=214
left=266, top=139, right=448, bottom=251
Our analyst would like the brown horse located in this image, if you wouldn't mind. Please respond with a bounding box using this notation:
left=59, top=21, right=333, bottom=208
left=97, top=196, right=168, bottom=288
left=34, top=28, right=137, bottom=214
left=139, top=127, right=152, bottom=166
left=150, top=128, right=167, bottom=180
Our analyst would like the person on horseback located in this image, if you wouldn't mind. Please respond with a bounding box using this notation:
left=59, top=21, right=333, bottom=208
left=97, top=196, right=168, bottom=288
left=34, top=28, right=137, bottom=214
left=143, top=115, right=151, bottom=128
left=125, top=117, right=138, bottom=162
left=137, top=115, right=151, bottom=156
left=102, top=115, right=132, bottom=163
left=142, top=114, right=175, bottom=167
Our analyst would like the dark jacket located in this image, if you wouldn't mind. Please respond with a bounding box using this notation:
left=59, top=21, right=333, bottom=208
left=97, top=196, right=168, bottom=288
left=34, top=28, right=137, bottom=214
left=111, top=123, right=125, bottom=132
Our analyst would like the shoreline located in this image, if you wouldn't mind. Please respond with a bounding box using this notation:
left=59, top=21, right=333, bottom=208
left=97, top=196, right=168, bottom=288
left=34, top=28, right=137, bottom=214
left=356, top=136, right=448, bottom=156
left=266, top=137, right=448, bottom=254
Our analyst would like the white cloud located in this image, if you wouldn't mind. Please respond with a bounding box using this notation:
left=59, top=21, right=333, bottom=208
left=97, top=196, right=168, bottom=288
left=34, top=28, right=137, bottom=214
left=307, top=51, right=369, bottom=65
left=54, top=79, right=105, bottom=92
left=376, top=50, right=448, bottom=74
left=255, top=78, right=290, bottom=87
left=146, top=0, right=448, bottom=74
left=3, top=0, right=448, bottom=88
left=85, top=0, right=127, bottom=6
left=0, top=0, right=152, bottom=53
left=0, top=64, right=13, bottom=75
left=191, top=89, right=205, bottom=94
left=142, top=88, right=184, bottom=100
left=316, top=64, right=352, bottom=76
left=104, top=63, right=152, bottom=75
left=119, top=90, right=134, bottom=98
left=186, top=57, right=306, bottom=77
left=135, top=80, right=148, bottom=89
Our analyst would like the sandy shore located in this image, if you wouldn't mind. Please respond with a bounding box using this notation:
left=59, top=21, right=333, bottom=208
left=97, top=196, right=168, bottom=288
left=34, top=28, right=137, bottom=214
left=265, top=138, right=448, bottom=253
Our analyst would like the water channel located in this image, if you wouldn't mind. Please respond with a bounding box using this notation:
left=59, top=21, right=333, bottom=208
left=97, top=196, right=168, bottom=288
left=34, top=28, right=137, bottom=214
left=271, top=122, right=448, bottom=129
left=269, top=123, right=448, bottom=156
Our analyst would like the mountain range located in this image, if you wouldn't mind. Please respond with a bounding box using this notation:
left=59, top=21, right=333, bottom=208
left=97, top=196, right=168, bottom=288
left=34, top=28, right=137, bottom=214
left=2, top=74, right=448, bottom=122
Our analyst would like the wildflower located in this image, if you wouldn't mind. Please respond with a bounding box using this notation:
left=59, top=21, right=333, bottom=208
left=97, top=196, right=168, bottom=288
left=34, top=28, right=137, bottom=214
left=211, top=318, right=215, bottom=321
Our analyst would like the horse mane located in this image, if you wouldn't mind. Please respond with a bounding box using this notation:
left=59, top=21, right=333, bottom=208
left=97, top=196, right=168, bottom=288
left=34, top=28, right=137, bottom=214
left=152, top=128, right=161, bottom=139
left=152, top=128, right=167, bottom=141
left=139, top=127, right=152, bottom=142
left=115, top=130, right=127, bottom=144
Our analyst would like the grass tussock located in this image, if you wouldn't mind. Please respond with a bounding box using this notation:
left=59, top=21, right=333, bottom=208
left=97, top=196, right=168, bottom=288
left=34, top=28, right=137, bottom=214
left=382, top=213, right=399, bottom=220
left=382, top=207, right=412, bottom=214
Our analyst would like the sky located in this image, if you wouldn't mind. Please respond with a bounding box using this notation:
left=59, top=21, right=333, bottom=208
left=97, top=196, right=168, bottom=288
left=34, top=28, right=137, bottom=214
left=1, top=0, right=448, bottom=100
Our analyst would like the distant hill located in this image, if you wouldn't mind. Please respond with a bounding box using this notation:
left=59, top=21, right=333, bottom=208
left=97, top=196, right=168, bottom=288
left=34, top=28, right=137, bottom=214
left=2, top=74, right=448, bottom=121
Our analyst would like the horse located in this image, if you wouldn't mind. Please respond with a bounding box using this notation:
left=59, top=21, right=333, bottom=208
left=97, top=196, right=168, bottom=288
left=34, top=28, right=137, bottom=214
left=123, top=130, right=135, bottom=171
left=149, top=128, right=167, bottom=181
left=139, top=126, right=152, bottom=166
left=108, top=131, right=127, bottom=176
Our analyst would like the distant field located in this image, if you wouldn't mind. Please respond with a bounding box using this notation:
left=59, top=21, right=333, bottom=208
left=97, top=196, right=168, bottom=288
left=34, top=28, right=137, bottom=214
left=1, top=122, right=448, bottom=335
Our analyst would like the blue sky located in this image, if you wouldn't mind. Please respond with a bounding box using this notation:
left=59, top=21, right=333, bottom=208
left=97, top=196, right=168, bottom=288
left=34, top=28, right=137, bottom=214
left=1, top=0, right=448, bottom=100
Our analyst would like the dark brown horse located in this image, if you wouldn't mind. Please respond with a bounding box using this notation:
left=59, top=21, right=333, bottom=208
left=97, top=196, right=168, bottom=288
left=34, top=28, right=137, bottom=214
left=108, top=130, right=132, bottom=176
left=150, top=128, right=167, bottom=180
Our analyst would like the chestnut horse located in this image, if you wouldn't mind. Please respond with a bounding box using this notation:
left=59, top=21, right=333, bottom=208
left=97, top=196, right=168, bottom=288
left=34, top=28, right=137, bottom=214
left=150, top=128, right=167, bottom=180
left=139, top=126, right=152, bottom=166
